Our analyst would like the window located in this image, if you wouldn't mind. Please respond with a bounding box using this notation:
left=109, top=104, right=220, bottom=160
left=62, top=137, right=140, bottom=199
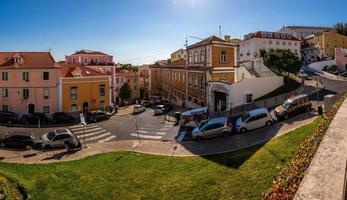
left=105, top=58, right=108, bottom=64
left=72, top=59, right=75, bottom=64
left=268, top=40, right=272, bottom=45
left=283, top=41, right=286, bottom=45
left=188, top=75, right=192, bottom=87
left=2, top=72, right=8, bottom=81
left=43, top=106, right=50, bottom=114
left=194, top=51, right=199, bottom=63
left=70, top=87, right=77, bottom=100
left=116, top=78, right=119, bottom=83
left=188, top=96, right=192, bottom=101
left=43, top=88, right=49, bottom=98
left=99, top=100, right=105, bottom=109
left=194, top=75, right=198, bottom=89
left=2, top=105, right=8, bottom=111
left=288, top=42, right=292, bottom=46
left=43, top=72, right=49, bottom=80
left=23, top=89, right=29, bottom=99
left=99, top=84, right=105, bottom=96
left=220, top=51, right=227, bottom=63
left=246, top=94, right=253, bottom=103
left=188, top=53, right=193, bottom=63
left=22, top=72, right=29, bottom=81
left=194, top=99, right=198, bottom=104
left=182, top=73, right=185, bottom=83
left=200, top=76, right=205, bottom=90
left=2, top=89, right=8, bottom=97
left=71, top=104, right=78, bottom=112
left=84, top=58, right=88, bottom=64
left=200, top=50, right=205, bottom=62
left=95, top=58, right=99, bottom=64
left=276, top=41, right=280, bottom=45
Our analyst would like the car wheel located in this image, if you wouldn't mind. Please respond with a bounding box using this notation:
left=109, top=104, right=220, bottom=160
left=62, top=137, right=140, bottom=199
left=25, top=145, right=32, bottom=150
left=221, top=131, right=229, bottom=137
left=284, top=114, right=289, bottom=120
left=240, top=127, right=247, bottom=133
left=0, top=143, right=5, bottom=148
left=44, top=145, right=52, bottom=150
left=24, top=119, right=29, bottom=125
left=7, top=120, right=12, bottom=125
left=265, top=120, right=272, bottom=126
left=107, top=116, right=111, bottom=120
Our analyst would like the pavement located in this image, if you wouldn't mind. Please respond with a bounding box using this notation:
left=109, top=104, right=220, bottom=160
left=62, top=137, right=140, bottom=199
left=0, top=112, right=317, bottom=164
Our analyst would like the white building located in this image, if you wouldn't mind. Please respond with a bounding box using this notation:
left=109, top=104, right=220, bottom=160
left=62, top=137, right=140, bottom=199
left=239, top=31, right=301, bottom=62
left=278, top=26, right=333, bottom=40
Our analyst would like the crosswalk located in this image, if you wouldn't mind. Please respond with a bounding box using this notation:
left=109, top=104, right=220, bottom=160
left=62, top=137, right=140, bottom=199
left=130, top=121, right=175, bottom=140
left=68, top=124, right=116, bottom=144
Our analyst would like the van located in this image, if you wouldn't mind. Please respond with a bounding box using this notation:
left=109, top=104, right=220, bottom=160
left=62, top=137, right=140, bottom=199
left=180, top=107, right=208, bottom=128
left=236, top=108, right=273, bottom=133
left=274, top=94, right=311, bottom=120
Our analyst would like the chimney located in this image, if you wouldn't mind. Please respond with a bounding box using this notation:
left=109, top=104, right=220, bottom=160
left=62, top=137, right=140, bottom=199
left=224, top=35, right=231, bottom=41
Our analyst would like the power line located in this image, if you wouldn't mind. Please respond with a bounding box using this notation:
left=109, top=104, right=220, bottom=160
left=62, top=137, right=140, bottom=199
left=119, top=51, right=171, bottom=63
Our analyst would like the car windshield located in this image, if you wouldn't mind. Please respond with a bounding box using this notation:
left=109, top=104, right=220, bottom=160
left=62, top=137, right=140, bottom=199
left=282, top=99, right=293, bottom=109
left=156, top=105, right=163, bottom=109
left=47, top=131, right=56, bottom=140
left=241, top=113, right=251, bottom=122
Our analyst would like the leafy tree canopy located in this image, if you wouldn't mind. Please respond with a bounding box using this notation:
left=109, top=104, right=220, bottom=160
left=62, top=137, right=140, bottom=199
left=262, top=49, right=301, bottom=76
left=334, top=22, right=347, bottom=36
left=119, top=82, right=132, bottom=101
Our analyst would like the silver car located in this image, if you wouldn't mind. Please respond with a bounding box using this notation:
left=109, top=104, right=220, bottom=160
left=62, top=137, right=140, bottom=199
left=192, top=117, right=232, bottom=140
left=41, top=129, right=78, bottom=149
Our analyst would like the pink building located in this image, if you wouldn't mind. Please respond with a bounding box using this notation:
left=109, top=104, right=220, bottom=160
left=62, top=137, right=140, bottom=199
left=65, top=50, right=113, bottom=66
left=0, top=52, right=60, bottom=115
left=335, top=48, right=347, bottom=71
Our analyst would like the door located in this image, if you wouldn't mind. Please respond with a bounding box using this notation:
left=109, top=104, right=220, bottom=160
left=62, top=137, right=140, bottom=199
left=245, top=116, right=257, bottom=130
left=82, top=102, right=89, bottom=115
left=345, top=64, right=347, bottom=71
left=28, top=104, right=35, bottom=114
left=214, top=91, right=227, bottom=111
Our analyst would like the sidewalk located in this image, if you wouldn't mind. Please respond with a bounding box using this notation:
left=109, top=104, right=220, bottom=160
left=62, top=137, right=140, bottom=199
left=114, top=105, right=135, bottom=117
left=0, top=113, right=317, bottom=164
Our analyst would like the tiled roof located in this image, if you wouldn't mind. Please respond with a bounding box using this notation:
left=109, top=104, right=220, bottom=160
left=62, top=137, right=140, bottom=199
left=187, top=35, right=226, bottom=49
left=284, top=26, right=333, bottom=30
left=71, top=49, right=109, bottom=56
left=0, top=52, right=56, bottom=69
left=245, top=31, right=299, bottom=41
left=55, top=62, right=106, bottom=77
left=169, top=59, right=186, bottom=65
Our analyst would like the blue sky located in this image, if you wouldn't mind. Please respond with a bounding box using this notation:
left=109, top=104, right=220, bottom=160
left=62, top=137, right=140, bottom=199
left=1, top=0, right=346, bottom=65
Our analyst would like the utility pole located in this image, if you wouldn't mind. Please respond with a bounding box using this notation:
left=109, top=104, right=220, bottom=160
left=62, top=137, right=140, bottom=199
left=219, top=26, right=222, bottom=38
left=133, top=114, right=140, bottom=143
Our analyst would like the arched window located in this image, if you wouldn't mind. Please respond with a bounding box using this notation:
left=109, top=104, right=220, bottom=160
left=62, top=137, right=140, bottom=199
left=194, top=51, right=199, bottom=63
left=188, top=53, right=193, bottom=63
left=220, top=50, right=227, bottom=63
left=200, top=50, right=205, bottom=62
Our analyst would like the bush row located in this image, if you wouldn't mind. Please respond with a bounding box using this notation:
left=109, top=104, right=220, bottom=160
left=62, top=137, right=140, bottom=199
left=263, top=93, right=347, bottom=200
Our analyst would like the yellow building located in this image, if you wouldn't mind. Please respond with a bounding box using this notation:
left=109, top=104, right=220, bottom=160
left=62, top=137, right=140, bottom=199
left=170, top=49, right=186, bottom=62
left=314, top=29, right=347, bottom=58
left=56, top=63, right=111, bottom=113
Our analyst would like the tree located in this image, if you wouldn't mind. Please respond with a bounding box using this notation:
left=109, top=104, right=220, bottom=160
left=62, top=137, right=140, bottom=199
left=119, top=82, right=132, bottom=102
left=263, top=49, right=301, bottom=77
left=334, top=22, right=347, bottom=36
left=117, top=64, right=139, bottom=72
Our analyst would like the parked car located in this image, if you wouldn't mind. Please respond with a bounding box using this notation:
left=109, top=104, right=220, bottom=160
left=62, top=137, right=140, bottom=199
left=133, top=105, right=146, bottom=114
left=41, top=129, right=79, bottom=149
left=192, top=117, right=232, bottom=140
left=339, top=71, right=347, bottom=77
left=0, top=131, right=37, bottom=149
left=162, top=101, right=173, bottom=111
left=154, top=104, right=171, bottom=115
left=298, top=70, right=309, bottom=79
left=53, top=112, right=74, bottom=124
left=180, top=107, right=208, bottom=128
left=0, top=111, right=17, bottom=124
left=22, top=113, right=48, bottom=125
left=274, top=94, right=312, bottom=120
left=86, top=110, right=111, bottom=122
left=236, top=108, right=273, bottom=133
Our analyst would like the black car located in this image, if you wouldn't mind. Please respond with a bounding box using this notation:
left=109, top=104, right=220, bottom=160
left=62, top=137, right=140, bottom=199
left=162, top=101, right=173, bottom=111
left=0, top=131, right=37, bottom=149
left=0, top=111, right=17, bottom=124
left=22, top=113, right=48, bottom=125
left=86, top=110, right=111, bottom=123
left=141, top=100, right=152, bottom=107
left=53, top=112, right=74, bottom=124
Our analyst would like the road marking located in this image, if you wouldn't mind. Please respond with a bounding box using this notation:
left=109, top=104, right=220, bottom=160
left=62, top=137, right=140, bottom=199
left=176, top=130, right=186, bottom=143
left=73, top=127, right=102, bottom=134
left=70, top=125, right=98, bottom=131
left=76, top=130, right=107, bottom=138
left=69, top=124, right=96, bottom=129
left=98, top=135, right=116, bottom=143
left=130, top=133, right=162, bottom=139
left=85, top=132, right=112, bottom=141
left=155, top=132, right=166, bottom=135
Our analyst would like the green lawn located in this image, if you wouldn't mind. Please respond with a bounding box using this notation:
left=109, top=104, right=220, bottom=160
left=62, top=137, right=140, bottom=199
left=0, top=119, right=320, bottom=200
left=256, top=76, right=301, bottom=100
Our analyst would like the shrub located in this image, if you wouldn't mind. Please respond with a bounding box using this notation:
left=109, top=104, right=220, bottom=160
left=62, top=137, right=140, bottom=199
left=263, top=93, right=347, bottom=200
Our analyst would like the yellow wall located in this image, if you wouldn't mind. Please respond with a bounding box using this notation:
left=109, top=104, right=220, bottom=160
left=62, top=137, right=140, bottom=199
left=212, top=46, right=235, bottom=67
left=61, top=76, right=110, bottom=113
left=315, top=30, right=347, bottom=57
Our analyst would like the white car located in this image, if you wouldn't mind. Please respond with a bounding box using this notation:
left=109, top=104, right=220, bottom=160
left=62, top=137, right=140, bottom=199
left=298, top=70, right=309, bottom=79
left=41, top=129, right=78, bottom=149
left=133, top=105, right=146, bottom=114
left=236, top=108, right=273, bottom=133
left=154, top=105, right=166, bottom=115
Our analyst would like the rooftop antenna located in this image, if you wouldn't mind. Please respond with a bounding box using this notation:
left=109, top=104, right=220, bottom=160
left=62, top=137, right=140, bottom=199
left=219, top=25, right=222, bottom=38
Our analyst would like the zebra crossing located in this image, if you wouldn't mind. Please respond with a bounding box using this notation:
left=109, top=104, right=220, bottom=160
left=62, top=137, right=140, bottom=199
left=68, top=124, right=116, bottom=144
left=130, top=121, right=176, bottom=140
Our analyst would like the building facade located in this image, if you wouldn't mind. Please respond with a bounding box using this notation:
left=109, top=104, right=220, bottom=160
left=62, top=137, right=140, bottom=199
left=139, top=65, right=150, bottom=99
left=239, top=31, right=301, bottom=62
left=114, top=71, right=140, bottom=104
left=65, top=50, right=114, bottom=66
left=170, top=49, right=187, bottom=62
left=0, top=52, right=60, bottom=115
left=57, top=63, right=111, bottom=114
left=278, top=26, right=333, bottom=40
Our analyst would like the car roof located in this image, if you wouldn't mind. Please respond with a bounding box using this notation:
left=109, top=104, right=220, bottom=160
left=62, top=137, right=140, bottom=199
left=248, top=108, right=269, bottom=116
left=207, top=117, right=227, bottom=124
left=156, top=105, right=165, bottom=107
left=181, top=107, right=208, bottom=116
left=289, top=94, right=308, bottom=101
left=55, top=129, right=69, bottom=134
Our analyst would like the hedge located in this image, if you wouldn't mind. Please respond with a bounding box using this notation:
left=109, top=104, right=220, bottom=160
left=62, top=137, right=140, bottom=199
left=263, top=93, right=347, bottom=200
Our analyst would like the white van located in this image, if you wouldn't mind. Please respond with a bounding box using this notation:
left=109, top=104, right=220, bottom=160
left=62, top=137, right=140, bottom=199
left=236, top=108, right=273, bottom=133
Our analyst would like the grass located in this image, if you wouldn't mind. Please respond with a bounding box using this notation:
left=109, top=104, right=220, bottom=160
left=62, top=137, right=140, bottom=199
left=0, top=174, right=25, bottom=199
left=256, top=76, right=301, bottom=100
left=0, top=119, right=320, bottom=200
